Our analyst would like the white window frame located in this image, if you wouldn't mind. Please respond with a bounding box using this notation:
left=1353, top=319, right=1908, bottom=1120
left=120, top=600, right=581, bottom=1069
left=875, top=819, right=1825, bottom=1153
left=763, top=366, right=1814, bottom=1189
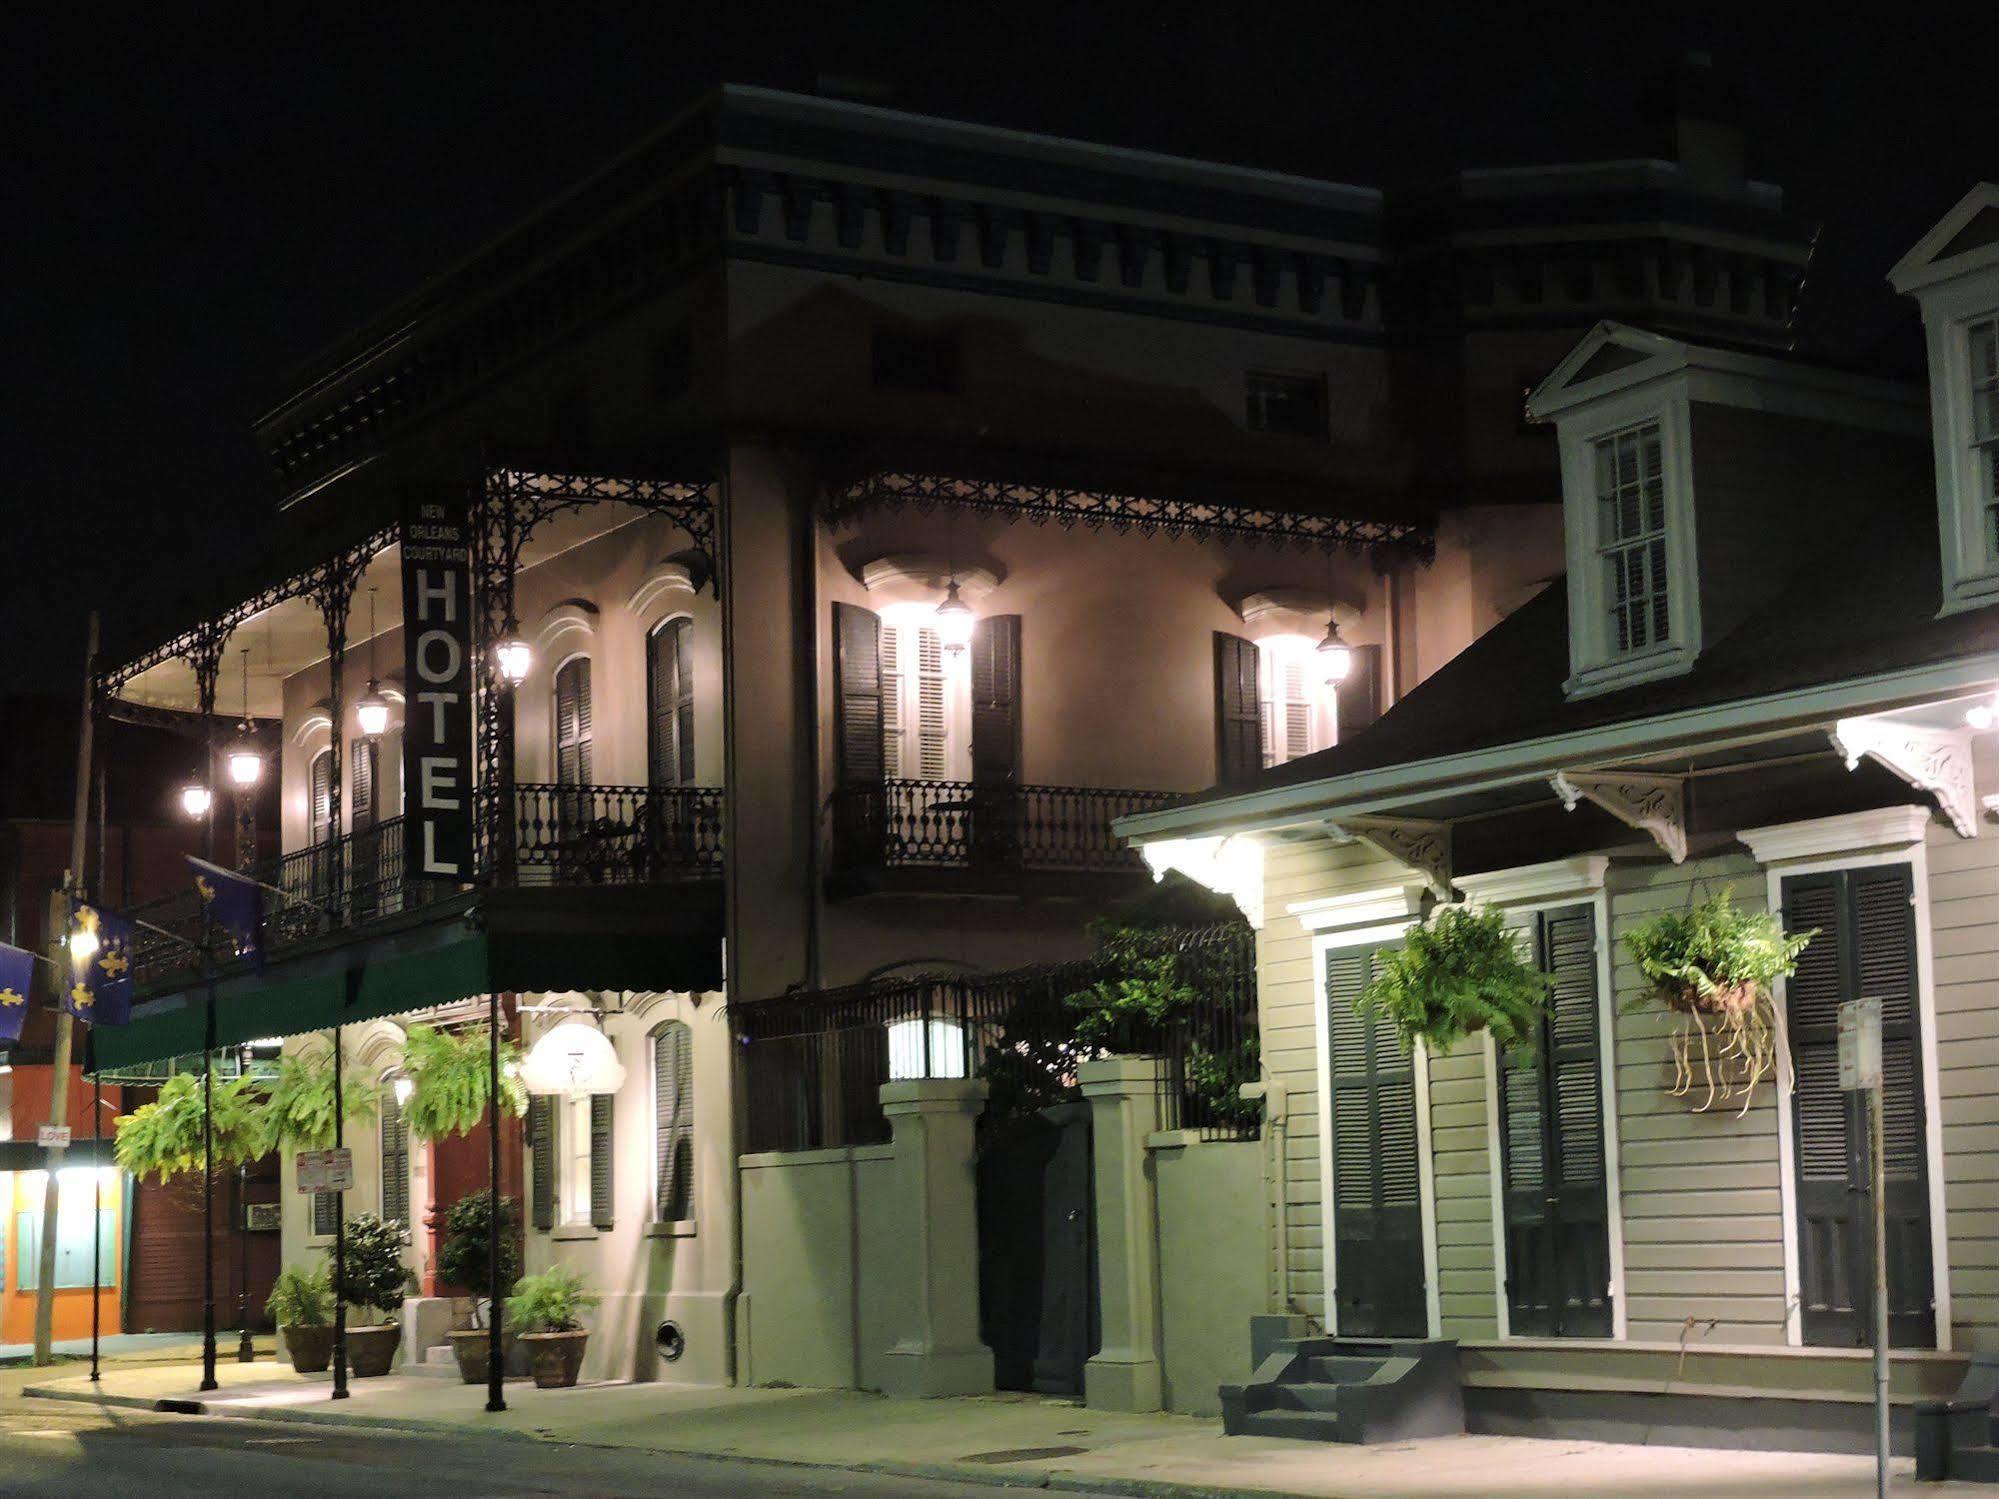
left=1920, top=279, right=1999, bottom=614
left=1559, top=387, right=1700, bottom=700
left=1300, top=885, right=1441, bottom=1339
left=878, top=609, right=969, bottom=782
left=1457, top=856, right=1627, bottom=1343
left=1740, top=807, right=1951, bottom=1352
left=1255, top=636, right=1336, bottom=770
left=560, top=1090, right=595, bottom=1228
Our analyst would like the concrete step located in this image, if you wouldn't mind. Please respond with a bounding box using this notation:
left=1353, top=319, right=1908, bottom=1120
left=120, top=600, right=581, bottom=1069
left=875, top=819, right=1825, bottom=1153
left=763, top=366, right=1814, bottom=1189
left=1235, top=1408, right=1347, bottom=1442
left=398, top=1345, right=462, bottom=1379
left=1269, top=1383, right=1343, bottom=1413
left=1306, top=1356, right=1387, bottom=1384
left=1947, top=1446, right=1999, bottom=1485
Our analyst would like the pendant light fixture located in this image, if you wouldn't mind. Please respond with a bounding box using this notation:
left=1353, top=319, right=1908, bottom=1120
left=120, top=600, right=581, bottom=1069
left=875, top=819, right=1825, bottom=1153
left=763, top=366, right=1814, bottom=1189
left=356, top=586, right=390, bottom=739
left=1315, top=550, right=1352, bottom=685
left=226, top=648, right=263, bottom=787
left=933, top=511, right=975, bottom=653
left=495, top=611, right=533, bottom=687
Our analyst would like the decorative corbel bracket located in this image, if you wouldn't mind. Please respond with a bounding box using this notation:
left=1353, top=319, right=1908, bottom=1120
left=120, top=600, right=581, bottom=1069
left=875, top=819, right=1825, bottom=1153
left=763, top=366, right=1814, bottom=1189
left=1550, top=769, right=1688, bottom=863
left=1327, top=816, right=1452, bottom=899
left=1829, top=717, right=1979, bottom=839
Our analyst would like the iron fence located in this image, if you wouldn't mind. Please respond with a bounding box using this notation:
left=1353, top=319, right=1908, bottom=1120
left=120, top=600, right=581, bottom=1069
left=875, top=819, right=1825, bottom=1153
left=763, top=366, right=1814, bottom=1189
left=734, top=921, right=1258, bottom=1153
left=513, top=783, right=723, bottom=885
left=829, top=779, right=1181, bottom=877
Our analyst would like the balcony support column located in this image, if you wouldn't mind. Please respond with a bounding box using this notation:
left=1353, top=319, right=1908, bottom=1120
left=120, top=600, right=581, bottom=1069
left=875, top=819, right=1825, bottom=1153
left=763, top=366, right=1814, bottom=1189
left=312, top=575, right=356, bottom=919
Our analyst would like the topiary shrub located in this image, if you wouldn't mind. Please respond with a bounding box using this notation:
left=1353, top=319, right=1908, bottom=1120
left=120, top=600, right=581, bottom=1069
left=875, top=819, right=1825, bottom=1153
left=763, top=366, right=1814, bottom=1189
left=436, top=1190, right=522, bottom=1320
left=335, top=1212, right=414, bottom=1324
left=1357, top=903, right=1552, bottom=1055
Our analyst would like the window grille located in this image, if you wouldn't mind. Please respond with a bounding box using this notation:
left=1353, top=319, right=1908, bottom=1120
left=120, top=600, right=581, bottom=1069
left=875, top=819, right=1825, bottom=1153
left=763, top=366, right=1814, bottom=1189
left=1594, top=423, right=1669, bottom=655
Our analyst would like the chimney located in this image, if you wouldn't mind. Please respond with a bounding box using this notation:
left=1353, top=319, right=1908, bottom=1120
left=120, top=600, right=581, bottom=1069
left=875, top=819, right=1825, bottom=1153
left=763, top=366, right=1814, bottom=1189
left=1646, top=52, right=1747, bottom=195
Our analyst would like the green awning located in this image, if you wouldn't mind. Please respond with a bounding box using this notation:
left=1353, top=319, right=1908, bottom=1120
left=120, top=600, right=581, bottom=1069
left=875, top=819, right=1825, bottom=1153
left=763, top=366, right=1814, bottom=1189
left=92, top=889, right=723, bottom=1072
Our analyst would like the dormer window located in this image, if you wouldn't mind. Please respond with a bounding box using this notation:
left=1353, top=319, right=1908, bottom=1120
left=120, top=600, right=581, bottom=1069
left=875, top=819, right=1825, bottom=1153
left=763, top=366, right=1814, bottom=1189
left=1972, top=316, right=1998, bottom=560
left=1596, top=422, right=1671, bottom=655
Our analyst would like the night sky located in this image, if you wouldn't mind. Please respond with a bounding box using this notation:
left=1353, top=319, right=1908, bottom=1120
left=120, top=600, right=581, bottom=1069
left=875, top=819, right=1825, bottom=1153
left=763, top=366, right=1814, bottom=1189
left=8, top=6, right=1995, bottom=693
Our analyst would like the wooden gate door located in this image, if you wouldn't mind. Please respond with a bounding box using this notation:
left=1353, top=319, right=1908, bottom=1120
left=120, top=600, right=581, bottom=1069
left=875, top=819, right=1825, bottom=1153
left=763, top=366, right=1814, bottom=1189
left=1495, top=905, right=1613, bottom=1337
left=977, top=1107, right=1098, bottom=1394
left=1783, top=865, right=1935, bottom=1348
left=1324, top=945, right=1427, bottom=1338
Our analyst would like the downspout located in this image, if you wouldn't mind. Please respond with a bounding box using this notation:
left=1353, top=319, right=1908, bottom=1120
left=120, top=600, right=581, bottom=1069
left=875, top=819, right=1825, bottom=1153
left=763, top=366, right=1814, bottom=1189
left=1382, top=564, right=1406, bottom=708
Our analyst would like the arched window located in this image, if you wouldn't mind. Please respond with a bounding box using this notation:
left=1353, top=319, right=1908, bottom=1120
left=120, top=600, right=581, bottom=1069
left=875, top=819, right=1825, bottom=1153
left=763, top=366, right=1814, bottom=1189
left=379, top=1076, right=410, bottom=1229
left=647, top=618, right=695, bottom=787
left=553, top=657, right=593, bottom=786
left=653, top=1021, right=694, bottom=1223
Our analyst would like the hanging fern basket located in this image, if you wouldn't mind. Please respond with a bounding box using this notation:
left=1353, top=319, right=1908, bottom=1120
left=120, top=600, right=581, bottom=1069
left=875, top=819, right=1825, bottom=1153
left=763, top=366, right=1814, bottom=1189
left=1356, top=903, right=1551, bottom=1056
left=402, top=1023, right=528, bottom=1141
left=1622, top=885, right=1815, bottom=1117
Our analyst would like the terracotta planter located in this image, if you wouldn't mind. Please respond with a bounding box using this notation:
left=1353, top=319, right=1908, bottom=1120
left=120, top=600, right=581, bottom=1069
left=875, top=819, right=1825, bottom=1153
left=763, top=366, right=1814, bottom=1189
left=345, top=1323, right=403, bottom=1378
left=522, top=1329, right=589, bottom=1389
left=448, top=1327, right=516, bottom=1385
left=283, top=1323, right=333, bottom=1374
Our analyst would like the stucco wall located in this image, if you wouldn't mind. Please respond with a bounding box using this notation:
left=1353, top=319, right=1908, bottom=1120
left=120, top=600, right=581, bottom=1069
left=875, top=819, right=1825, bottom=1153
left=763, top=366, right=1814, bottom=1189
left=1153, top=1136, right=1266, bottom=1415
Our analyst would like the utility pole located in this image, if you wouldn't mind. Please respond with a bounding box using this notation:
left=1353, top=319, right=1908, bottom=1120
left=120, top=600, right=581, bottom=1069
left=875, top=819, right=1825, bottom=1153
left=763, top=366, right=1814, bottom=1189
left=33, top=611, right=97, bottom=1365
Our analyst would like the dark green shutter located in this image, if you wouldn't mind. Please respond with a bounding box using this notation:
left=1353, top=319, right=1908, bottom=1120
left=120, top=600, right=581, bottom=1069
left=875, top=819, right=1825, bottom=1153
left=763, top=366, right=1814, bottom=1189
left=590, top=1093, right=615, bottom=1230
left=379, top=1084, right=409, bottom=1229
left=655, top=1023, right=694, bottom=1222
left=1336, top=644, right=1383, bottom=742
left=648, top=619, right=696, bottom=788
left=674, top=620, right=695, bottom=785
left=1496, top=905, right=1611, bottom=1338
left=1325, top=945, right=1426, bottom=1337
left=1213, top=632, right=1263, bottom=783
left=528, top=1096, right=554, bottom=1231
left=969, top=614, right=1022, bottom=783
left=555, top=658, right=593, bottom=786
left=834, top=603, right=884, bottom=787
left=1784, top=865, right=1934, bottom=1348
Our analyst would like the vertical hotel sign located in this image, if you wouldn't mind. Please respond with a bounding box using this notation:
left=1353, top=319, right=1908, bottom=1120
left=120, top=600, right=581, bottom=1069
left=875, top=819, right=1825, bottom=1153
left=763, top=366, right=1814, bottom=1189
left=400, top=497, right=475, bottom=881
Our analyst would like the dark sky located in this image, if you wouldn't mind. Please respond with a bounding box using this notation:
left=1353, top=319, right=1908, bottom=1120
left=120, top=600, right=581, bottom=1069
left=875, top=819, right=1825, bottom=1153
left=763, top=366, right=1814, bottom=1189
left=7, top=5, right=1995, bottom=693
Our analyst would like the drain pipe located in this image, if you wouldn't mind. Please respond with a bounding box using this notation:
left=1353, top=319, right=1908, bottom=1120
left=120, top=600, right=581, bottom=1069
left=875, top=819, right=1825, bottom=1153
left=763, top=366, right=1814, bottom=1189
left=1241, top=1076, right=1290, bottom=1315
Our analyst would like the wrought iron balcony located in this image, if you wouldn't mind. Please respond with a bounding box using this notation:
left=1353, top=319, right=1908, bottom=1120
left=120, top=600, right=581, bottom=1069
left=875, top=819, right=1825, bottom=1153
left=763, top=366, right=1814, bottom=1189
left=127, top=784, right=723, bottom=991
left=827, top=778, right=1181, bottom=897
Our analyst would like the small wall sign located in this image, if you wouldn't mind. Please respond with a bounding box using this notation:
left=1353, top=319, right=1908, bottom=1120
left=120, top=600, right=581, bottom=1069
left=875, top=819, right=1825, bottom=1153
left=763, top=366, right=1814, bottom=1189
left=36, top=1125, right=71, bottom=1149
left=295, top=1147, right=355, bottom=1194
left=1838, top=998, right=1883, bottom=1092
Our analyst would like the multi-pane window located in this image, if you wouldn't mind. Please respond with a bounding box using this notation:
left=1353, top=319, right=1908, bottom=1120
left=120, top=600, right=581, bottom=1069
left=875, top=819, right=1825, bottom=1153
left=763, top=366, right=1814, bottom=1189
left=1245, top=370, right=1328, bottom=439
left=648, top=618, right=696, bottom=787
left=562, top=1091, right=593, bottom=1225
left=1256, top=641, right=1328, bottom=770
left=1971, top=317, right=1998, bottom=559
left=654, top=1022, right=694, bottom=1223
left=1594, top=422, right=1669, bottom=655
left=553, top=657, right=593, bottom=785
left=881, top=622, right=951, bottom=779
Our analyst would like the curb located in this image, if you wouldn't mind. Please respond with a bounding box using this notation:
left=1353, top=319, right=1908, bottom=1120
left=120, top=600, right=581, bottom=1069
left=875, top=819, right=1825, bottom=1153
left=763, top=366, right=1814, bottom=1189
left=20, top=1382, right=1328, bottom=1499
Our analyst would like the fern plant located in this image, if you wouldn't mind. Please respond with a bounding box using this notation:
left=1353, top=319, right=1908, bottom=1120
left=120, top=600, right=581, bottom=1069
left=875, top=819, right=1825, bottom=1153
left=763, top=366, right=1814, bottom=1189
left=403, top=1023, right=528, bottom=1141
left=1357, top=903, right=1551, bottom=1054
left=265, top=1263, right=333, bottom=1328
left=254, top=1048, right=376, bottom=1155
left=506, top=1265, right=600, bottom=1334
left=113, top=1070, right=265, bottom=1181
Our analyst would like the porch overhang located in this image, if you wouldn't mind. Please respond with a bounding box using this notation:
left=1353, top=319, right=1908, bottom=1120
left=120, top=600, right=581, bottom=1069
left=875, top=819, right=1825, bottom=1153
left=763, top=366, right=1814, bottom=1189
left=91, top=886, right=722, bottom=1072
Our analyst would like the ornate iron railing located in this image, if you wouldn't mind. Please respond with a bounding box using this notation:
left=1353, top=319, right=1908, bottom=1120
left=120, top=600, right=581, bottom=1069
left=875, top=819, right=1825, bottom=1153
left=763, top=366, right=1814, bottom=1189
left=829, top=779, right=1180, bottom=878
left=125, top=786, right=723, bottom=990
left=734, top=922, right=1258, bottom=1153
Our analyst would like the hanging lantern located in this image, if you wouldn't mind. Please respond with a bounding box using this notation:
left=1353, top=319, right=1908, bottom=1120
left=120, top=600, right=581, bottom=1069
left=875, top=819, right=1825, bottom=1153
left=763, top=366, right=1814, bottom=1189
left=227, top=736, right=264, bottom=787
left=392, top=1073, right=415, bottom=1108
left=520, top=1018, right=626, bottom=1096
left=356, top=686, right=391, bottom=740
left=933, top=579, right=975, bottom=654
left=495, top=635, right=533, bottom=686
left=1316, top=617, right=1353, bottom=685
left=180, top=780, right=214, bottom=819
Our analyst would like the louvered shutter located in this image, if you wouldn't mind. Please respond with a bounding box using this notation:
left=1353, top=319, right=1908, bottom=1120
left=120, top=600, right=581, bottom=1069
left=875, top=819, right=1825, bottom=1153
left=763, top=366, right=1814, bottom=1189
left=1213, top=633, right=1263, bottom=784
left=654, top=1023, right=694, bottom=1222
left=970, top=614, right=1022, bottom=784
left=648, top=619, right=696, bottom=788
left=1784, top=865, right=1934, bottom=1348
left=590, top=1092, right=615, bottom=1230
left=555, top=658, right=593, bottom=786
left=312, top=1188, right=339, bottom=1237
left=1324, top=945, right=1427, bottom=1337
left=528, top=1096, right=555, bottom=1231
left=350, top=738, right=377, bottom=830
left=834, top=603, right=884, bottom=786
left=309, top=751, right=332, bottom=844
left=379, top=1084, right=409, bottom=1228
left=1336, top=644, right=1383, bottom=742
left=673, top=619, right=696, bottom=785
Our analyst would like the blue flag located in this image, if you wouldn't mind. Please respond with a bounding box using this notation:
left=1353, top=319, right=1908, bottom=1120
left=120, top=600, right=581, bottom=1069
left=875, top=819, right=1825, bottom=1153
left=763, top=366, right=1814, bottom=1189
left=64, top=904, right=134, bottom=1027
left=189, top=855, right=262, bottom=969
left=0, top=941, right=33, bottom=1044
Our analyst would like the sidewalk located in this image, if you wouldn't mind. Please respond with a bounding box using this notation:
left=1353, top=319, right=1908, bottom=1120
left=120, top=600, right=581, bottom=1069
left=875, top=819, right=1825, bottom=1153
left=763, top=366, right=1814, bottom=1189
left=0, top=1331, right=206, bottom=1365
left=20, top=1360, right=1987, bottom=1498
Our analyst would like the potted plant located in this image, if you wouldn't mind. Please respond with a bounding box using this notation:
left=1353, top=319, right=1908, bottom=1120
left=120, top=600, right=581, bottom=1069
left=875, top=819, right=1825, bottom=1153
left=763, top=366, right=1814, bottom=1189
left=402, top=1023, right=529, bottom=1141
left=334, top=1212, right=415, bottom=1377
left=113, top=1069, right=264, bottom=1184
left=1623, top=885, right=1814, bottom=1114
left=505, top=1265, right=600, bottom=1389
left=253, top=1046, right=376, bottom=1156
left=265, top=1263, right=334, bottom=1374
left=1357, top=902, right=1551, bottom=1054
left=437, top=1190, right=524, bottom=1384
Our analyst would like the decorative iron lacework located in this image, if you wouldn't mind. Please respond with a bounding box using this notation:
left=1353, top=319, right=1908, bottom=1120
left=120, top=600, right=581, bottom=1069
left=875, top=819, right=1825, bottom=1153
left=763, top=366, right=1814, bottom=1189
left=824, top=469, right=1433, bottom=560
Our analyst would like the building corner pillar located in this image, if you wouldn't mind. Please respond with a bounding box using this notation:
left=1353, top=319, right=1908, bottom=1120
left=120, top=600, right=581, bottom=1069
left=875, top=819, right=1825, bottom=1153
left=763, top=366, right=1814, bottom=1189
left=1079, top=1056, right=1165, bottom=1413
left=878, top=1079, right=994, bottom=1398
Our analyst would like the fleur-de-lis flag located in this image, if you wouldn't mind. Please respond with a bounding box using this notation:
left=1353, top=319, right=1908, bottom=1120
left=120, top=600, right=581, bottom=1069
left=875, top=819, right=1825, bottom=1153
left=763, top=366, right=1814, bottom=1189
left=64, top=904, right=134, bottom=1027
left=0, top=941, right=33, bottom=1045
left=188, top=855, right=262, bottom=970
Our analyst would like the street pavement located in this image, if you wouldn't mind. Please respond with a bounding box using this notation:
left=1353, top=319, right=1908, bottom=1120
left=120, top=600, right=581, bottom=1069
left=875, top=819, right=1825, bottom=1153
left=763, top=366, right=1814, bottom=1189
left=0, top=1396, right=1070, bottom=1498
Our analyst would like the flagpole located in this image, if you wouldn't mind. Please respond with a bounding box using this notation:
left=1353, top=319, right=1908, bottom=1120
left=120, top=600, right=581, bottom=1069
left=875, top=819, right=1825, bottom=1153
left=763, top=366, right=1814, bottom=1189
left=89, top=1031, right=102, bottom=1384
left=198, top=696, right=218, bottom=1394
left=33, top=610, right=96, bottom=1367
